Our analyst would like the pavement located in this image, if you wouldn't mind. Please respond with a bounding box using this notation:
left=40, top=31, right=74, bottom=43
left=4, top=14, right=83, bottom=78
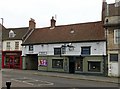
left=1, top=69, right=119, bottom=84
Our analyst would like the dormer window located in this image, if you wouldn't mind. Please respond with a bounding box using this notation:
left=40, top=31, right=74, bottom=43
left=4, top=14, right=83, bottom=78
left=9, top=30, right=15, bottom=38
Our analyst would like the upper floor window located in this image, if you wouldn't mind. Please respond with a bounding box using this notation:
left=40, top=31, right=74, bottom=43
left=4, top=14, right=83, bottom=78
left=114, top=29, right=120, bottom=44
left=61, top=46, right=66, bottom=54
left=54, top=48, right=61, bottom=55
left=29, top=45, right=33, bottom=51
left=110, top=54, right=118, bottom=62
left=81, top=47, right=91, bottom=55
left=9, top=30, right=16, bottom=38
left=15, top=42, right=19, bottom=50
left=6, top=42, right=10, bottom=50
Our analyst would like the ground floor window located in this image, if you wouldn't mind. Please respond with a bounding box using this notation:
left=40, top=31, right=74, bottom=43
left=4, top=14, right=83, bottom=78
left=4, top=56, right=20, bottom=65
left=88, top=61, right=101, bottom=72
left=75, top=59, right=83, bottom=71
left=52, top=59, right=63, bottom=69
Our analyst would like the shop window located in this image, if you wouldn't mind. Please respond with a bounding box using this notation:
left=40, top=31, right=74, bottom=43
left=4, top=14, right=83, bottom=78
left=14, top=57, right=20, bottom=64
left=88, top=61, right=101, bottom=72
left=4, top=57, right=9, bottom=65
left=110, top=54, right=118, bottom=62
left=38, top=59, right=47, bottom=66
left=52, top=59, right=63, bottom=69
left=29, top=45, right=33, bottom=51
left=54, top=48, right=61, bottom=55
left=75, top=59, right=83, bottom=71
left=15, top=42, right=19, bottom=50
left=6, top=42, right=10, bottom=50
left=81, top=47, right=91, bottom=55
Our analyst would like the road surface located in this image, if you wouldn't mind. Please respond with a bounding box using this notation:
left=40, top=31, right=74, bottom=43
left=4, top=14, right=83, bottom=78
left=2, top=69, right=119, bottom=88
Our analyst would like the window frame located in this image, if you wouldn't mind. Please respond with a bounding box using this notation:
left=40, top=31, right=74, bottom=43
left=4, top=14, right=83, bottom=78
left=54, top=48, right=61, bottom=55
left=114, top=29, right=120, bottom=44
left=110, top=54, right=118, bottom=62
left=81, top=46, right=91, bottom=55
left=52, top=59, right=63, bottom=69
left=15, top=42, right=19, bottom=50
left=6, top=42, right=10, bottom=50
left=29, top=45, right=33, bottom=51
left=88, top=61, right=101, bottom=72
left=61, top=46, right=66, bottom=54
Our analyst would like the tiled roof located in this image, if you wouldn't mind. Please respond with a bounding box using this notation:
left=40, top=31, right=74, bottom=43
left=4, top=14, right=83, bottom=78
left=23, top=21, right=105, bottom=45
left=2, top=27, right=29, bottom=40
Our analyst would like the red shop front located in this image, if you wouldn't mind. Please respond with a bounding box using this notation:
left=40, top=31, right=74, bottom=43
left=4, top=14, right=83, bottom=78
left=2, top=51, right=22, bottom=69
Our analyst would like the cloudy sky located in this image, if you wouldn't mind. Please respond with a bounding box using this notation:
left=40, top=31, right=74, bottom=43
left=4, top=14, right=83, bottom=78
left=0, top=0, right=115, bottom=28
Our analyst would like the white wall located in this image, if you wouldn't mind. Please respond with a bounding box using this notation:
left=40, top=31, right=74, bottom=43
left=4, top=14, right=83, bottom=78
left=108, top=51, right=119, bottom=77
left=22, top=41, right=106, bottom=56
left=3, top=40, right=22, bottom=51
left=108, top=62, right=118, bottom=77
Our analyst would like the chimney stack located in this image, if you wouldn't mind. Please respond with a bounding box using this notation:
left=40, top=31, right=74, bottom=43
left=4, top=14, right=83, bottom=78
left=102, top=0, right=107, bottom=22
left=50, top=16, right=56, bottom=28
left=29, top=18, right=36, bottom=30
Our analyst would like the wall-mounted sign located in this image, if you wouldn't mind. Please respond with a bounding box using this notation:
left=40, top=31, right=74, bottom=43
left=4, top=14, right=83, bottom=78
left=39, top=52, right=47, bottom=55
left=6, top=53, right=18, bottom=56
left=38, top=59, right=47, bottom=66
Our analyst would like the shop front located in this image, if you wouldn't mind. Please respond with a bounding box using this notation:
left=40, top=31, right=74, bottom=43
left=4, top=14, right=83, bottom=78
left=2, top=51, right=22, bottom=69
left=38, top=56, right=69, bottom=73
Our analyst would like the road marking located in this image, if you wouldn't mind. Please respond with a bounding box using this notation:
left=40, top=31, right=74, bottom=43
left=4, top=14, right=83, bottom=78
left=11, top=77, right=54, bottom=86
left=23, top=81, right=34, bottom=85
left=37, top=80, right=54, bottom=86
left=11, top=78, right=23, bottom=83
left=11, top=78, right=34, bottom=86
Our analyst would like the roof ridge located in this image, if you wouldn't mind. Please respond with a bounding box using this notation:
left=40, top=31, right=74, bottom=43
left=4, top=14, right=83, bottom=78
left=35, top=21, right=102, bottom=30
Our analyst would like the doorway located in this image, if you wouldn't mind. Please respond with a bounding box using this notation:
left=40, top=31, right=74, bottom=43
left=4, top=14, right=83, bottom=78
left=26, top=54, right=38, bottom=70
left=69, top=57, right=75, bottom=73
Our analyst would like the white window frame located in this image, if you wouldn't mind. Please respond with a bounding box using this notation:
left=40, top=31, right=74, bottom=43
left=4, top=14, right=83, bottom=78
left=114, top=29, right=120, bottom=44
left=15, top=42, right=19, bottom=50
left=6, top=42, right=10, bottom=50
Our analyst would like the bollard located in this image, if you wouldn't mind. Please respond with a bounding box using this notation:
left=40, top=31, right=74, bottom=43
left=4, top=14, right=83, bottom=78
left=6, top=81, right=11, bottom=89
